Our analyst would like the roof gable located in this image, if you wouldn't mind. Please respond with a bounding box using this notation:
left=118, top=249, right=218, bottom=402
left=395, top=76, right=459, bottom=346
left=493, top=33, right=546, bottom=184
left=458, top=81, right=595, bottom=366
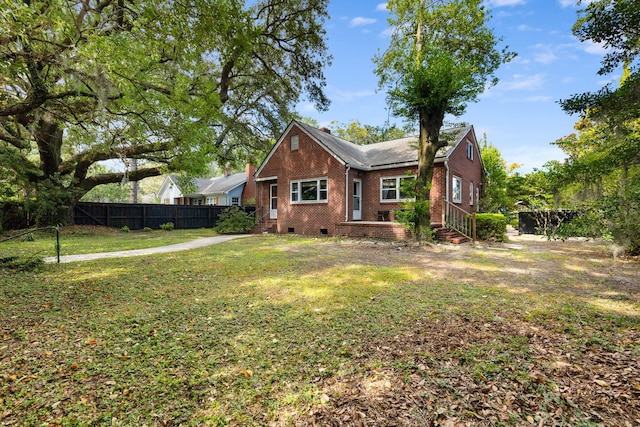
left=255, top=120, right=477, bottom=175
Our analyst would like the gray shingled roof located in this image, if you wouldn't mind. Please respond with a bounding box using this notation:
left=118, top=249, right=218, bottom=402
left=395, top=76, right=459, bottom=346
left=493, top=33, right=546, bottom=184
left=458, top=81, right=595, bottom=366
left=169, top=172, right=247, bottom=196
left=295, top=120, right=472, bottom=171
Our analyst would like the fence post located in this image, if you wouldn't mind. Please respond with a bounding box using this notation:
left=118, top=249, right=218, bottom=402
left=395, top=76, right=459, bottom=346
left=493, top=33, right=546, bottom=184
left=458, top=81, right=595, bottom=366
left=472, top=213, right=476, bottom=242
left=55, top=226, right=60, bottom=263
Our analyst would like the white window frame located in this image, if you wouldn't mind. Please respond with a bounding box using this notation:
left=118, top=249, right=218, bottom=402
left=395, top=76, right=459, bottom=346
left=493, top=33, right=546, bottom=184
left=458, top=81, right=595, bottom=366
left=380, top=175, right=415, bottom=203
left=231, top=196, right=240, bottom=206
left=290, top=177, right=328, bottom=204
left=290, top=134, right=299, bottom=151
left=452, top=176, right=462, bottom=204
left=469, top=182, right=474, bottom=206
left=467, top=141, right=474, bottom=160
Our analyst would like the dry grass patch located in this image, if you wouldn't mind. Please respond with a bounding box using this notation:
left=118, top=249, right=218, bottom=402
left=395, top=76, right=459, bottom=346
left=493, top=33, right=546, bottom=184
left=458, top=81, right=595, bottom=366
left=1, top=233, right=638, bottom=426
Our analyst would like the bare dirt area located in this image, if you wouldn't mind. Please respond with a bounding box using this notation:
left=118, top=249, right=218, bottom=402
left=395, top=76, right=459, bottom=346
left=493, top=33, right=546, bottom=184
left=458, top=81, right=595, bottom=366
left=301, top=233, right=640, bottom=426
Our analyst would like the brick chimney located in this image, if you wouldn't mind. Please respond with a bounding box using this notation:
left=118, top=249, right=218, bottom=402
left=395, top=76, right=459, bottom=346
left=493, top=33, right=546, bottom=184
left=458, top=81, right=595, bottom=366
left=319, top=127, right=331, bottom=134
left=242, top=161, right=256, bottom=204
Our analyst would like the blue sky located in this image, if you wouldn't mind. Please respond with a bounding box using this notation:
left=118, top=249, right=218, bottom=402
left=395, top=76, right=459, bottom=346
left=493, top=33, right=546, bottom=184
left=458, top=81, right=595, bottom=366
left=298, top=0, right=613, bottom=173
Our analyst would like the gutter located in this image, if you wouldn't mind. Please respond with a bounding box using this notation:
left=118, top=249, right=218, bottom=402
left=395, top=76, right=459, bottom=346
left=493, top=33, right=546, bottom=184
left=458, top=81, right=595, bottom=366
left=345, top=164, right=350, bottom=222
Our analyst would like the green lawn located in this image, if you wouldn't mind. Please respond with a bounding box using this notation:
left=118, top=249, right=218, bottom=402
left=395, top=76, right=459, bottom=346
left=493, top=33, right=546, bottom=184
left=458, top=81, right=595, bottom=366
left=0, top=226, right=220, bottom=259
left=1, top=232, right=638, bottom=425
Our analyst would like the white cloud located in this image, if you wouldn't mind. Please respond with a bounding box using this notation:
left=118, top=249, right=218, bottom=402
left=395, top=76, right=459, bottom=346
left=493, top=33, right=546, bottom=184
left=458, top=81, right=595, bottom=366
left=517, top=24, right=541, bottom=32
left=349, top=17, right=376, bottom=28
left=499, top=74, right=545, bottom=91
left=376, top=3, right=388, bottom=11
left=579, top=39, right=608, bottom=55
left=524, top=95, right=553, bottom=102
left=328, top=87, right=376, bottom=103
left=533, top=45, right=558, bottom=64
left=559, top=0, right=594, bottom=7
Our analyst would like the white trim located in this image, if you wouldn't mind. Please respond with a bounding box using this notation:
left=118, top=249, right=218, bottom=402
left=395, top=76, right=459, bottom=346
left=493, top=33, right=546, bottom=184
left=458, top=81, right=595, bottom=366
left=290, top=177, right=328, bottom=204
left=270, top=184, right=278, bottom=219
left=353, top=178, right=362, bottom=221
left=256, top=175, right=278, bottom=182
left=452, top=175, right=462, bottom=204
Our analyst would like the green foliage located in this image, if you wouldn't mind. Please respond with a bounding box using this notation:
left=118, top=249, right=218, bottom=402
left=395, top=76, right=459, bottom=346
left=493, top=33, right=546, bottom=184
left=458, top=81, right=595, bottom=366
left=475, top=214, right=507, bottom=241
left=553, top=177, right=640, bottom=255
left=143, top=227, right=153, bottom=232
left=214, top=207, right=256, bottom=234
left=561, top=0, right=640, bottom=120
left=374, top=0, right=514, bottom=236
left=160, top=222, right=175, bottom=231
left=0, top=0, right=331, bottom=222
left=120, top=225, right=130, bottom=233
left=329, top=120, right=414, bottom=144
left=28, top=176, right=83, bottom=227
left=479, top=135, right=518, bottom=213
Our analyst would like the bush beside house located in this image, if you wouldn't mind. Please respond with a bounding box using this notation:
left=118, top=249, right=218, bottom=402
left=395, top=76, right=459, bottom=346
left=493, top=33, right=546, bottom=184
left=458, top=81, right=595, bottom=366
left=476, top=213, right=507, bottom=241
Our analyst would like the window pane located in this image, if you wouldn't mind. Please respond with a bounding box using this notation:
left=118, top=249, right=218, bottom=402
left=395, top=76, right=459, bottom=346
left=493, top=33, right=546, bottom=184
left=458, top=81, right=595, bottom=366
left=291, top=182, right=299, bottom=202
left=319, top=179, right=327, bottom=200
left=301, top=181, right=318, bottom=200
left=382, top=178, right=397, bottom=200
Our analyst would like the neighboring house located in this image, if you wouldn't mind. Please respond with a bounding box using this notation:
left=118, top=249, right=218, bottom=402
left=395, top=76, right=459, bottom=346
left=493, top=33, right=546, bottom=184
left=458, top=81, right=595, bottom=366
left=254, top=120, right=483, bottom=238
left=157, top=163, right=256, bottom=206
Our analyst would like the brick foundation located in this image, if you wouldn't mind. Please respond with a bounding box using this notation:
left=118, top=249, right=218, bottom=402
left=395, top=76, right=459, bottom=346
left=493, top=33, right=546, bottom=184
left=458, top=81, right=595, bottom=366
left=335, top=221, right=411, bottom=240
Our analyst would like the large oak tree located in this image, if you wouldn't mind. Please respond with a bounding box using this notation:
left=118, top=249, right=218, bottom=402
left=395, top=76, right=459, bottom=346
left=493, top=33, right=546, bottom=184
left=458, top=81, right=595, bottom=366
left=0, top=0, right=330, bottom=225
left=374, top=0, right=514, bottom=239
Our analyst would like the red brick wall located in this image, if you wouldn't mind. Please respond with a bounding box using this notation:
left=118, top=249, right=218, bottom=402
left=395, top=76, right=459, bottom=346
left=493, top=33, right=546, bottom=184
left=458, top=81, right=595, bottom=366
left=358, top=166, right=447, bottom=224
left=256, top=125, right=347, bottom=236
left=255, top=124, right=482, bottom=237
left=446, top=132, right=483, bottom=213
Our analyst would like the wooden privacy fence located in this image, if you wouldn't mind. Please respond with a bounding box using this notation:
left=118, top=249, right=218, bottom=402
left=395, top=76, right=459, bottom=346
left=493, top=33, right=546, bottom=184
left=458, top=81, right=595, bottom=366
left=73, top=202, right=255, bottom=230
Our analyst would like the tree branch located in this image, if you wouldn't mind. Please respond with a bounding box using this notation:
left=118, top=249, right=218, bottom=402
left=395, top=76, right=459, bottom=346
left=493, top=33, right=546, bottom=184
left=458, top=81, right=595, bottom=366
left=80, top=166, right=164, bottom=191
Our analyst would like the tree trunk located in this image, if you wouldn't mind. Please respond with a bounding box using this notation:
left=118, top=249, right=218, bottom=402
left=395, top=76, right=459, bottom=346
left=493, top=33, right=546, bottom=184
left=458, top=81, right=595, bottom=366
left=415, top=106, right=446, bottom=240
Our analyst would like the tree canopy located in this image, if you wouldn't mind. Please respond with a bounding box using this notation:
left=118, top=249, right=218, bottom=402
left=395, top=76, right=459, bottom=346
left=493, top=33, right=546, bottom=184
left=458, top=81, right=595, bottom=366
left=0, top=0, right=330, bottom=224
left=374, top=0, right=514, bottom=238
left=552, top=0, right=640, bottom=254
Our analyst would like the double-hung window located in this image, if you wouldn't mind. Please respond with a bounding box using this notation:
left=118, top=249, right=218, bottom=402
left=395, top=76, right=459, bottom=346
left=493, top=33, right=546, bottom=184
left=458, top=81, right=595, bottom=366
left=380, top=176, right=414, bottom=202
left=290, top=178, right=328, bottom=203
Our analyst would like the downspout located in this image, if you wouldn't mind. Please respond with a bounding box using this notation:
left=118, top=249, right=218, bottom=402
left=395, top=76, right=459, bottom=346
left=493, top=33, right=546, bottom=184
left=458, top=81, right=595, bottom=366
left=444, top=160, right=450, bottom=226
left=345, top=164, right=351, bottom=222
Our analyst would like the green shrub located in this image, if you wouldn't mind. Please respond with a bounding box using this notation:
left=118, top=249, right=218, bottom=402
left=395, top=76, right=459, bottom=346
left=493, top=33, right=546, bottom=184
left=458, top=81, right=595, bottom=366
left=143, top=227, right=153, bottom=232
left=120, top=225, right=130, bottom=232
left=476, top=213, right=507, bottom=241
left=160, top=222, right=174, bottom=231
left=214, top=207, right=255, bottom=234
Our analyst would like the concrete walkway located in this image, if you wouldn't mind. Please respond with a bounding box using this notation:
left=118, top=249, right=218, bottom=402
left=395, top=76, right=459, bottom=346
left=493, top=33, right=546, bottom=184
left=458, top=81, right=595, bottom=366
left=44, top=234, right=252, bottom=264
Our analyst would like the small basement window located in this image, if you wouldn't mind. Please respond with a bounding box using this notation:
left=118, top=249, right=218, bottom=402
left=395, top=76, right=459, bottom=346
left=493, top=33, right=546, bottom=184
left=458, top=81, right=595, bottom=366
left=288, top=227, right=295, bottom=233
left=320, top=228, right=328, bottom=235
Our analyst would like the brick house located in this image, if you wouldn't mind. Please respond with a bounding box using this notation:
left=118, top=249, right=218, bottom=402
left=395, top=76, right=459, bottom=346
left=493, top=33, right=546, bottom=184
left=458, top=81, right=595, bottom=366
left=254, top=120, right=483, bottom=239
